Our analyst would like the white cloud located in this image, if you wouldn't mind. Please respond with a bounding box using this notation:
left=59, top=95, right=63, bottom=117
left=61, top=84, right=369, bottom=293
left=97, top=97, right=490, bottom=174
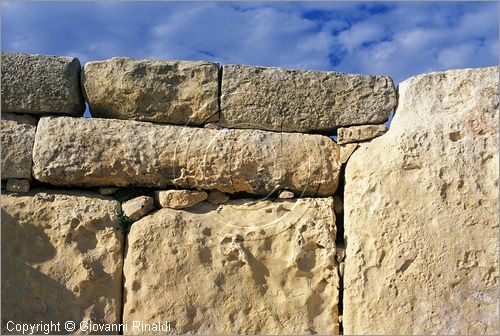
left=337, top=22, right=385, bottom=51
left=149, top=4, right=336, bottom=70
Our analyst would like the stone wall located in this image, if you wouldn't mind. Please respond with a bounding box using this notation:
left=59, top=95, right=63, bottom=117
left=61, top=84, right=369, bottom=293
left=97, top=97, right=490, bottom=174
left=1, top=51, right=497, bottom=335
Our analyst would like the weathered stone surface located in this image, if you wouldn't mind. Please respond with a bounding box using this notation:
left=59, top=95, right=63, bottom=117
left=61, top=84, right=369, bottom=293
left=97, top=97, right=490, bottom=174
left=344, top=67, right=499, bottom=334
left=278, top=190, right=295, bottom=199
left=32, top=117, right=340, bottom=197
left=123, top=198, right=339, bottom=334
left=82, top=58, right=219, bottom=125
left=122, top=196, right=154, bottom=221
left=1, top=52, right=85, bottom=115
left=337, top=124, right=387, bottom=144
left=1, top=190, right=123, bottom=333
left=207, top=190, right=230, bottom=205
left=6, top=179, right=30, bottom=193
left=1, top=113, right=37, bottom=180
left=155, top=189, right=207, bottom=209
left=220, top=64, right=397, bottom=132
left=339, top=143, right=359, bottom=164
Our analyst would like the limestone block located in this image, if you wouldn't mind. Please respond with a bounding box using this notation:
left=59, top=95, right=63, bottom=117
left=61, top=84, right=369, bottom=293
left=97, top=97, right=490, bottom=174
left=220, top=64, right=396, bottom=132
left=1, top=113, right=37, bottom=180
left=81, top=58, right=218, bottom=125
left=122, top=196, right=154, bottom=221
left=337, top=124, right=387, bottom=144
left=155, top=190, right=208, bottom=209
left=1, top=52, right=84, bottom=115
left=343, top=67, right=499, bottom=334
left=278, top=190, right=295, bottom=199
left=1, top=190, right=123, bottom=334
left=32, top=117, right=340, bottom=197
left=339, top=143, right=359, bottom=164
left=123, top=198, right=339, bottom=334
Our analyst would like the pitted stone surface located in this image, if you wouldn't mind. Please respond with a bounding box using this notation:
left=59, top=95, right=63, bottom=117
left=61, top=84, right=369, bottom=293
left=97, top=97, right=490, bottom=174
left=220, top=64, right=396, bottom=132
left=1, top=113, right=37, bottom=180
left=1, top=52, right=84, bottom=115
left=343, top=67, right=499, bottom=335
left=82, top=58, right=219, bottom=125
left=1, top=190, right=123, bottom=334
left=123, top=197, right=340, bottom=334
left=32, top=117, right=340, bottom=197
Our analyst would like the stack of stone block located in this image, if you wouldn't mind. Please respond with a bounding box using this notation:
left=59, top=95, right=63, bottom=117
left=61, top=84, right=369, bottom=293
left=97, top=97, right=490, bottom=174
left=1, top=52, right=497, bottom=335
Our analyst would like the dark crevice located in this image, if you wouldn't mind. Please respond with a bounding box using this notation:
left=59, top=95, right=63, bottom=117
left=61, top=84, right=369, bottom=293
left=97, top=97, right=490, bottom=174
left=335, top=165, right=346, bottom=248
left=334, top=160, right=347, bottom=334
left=217, top=64, right=223, bottom=122
left=118, top=236, right=126, bottom=335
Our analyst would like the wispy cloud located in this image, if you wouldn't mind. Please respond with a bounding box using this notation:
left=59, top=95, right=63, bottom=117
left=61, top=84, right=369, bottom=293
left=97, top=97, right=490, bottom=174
left=1, top=2, right=497, bottom=83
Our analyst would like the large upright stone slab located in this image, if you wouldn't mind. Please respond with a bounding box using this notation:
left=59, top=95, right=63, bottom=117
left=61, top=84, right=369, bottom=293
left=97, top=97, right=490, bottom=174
left=1, top=52, right=85, bottom=115
left=32, top=117, right=340, bottom=197
left=220, top=64, right=397, bottom=132
left=343, top=67, right=499, bottom=334
left=1, top=190, right=123, bottom=334
left=123, top=198, right=340, bottom=334
left=81, top=58, right=219, bottom=124
left=1, top=113, right=37, bottom=180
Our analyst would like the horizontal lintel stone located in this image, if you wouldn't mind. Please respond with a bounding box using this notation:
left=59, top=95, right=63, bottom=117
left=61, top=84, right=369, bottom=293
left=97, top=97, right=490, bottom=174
left=32, top=116, right=341, bottom=197
left=220, top=64, right=397, bottom=133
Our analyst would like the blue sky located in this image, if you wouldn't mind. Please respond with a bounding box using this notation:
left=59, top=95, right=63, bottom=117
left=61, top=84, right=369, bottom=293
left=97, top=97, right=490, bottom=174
left=2, top=1, right=498, bottom=84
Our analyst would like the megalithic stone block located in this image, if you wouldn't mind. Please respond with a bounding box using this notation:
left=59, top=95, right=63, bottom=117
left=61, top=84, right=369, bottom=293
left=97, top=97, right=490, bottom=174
left=32, top=116, right=340, bottom=197
left=343, top=67, right=499, bottom=335
left=220, top=64, right=397, bottom=133
left=1, top=190, right=123, bottom=333
left=123, top=197, right=340, bottom=334
left=1, top=52, right=85, bottom=116
left=1, top=113, right=37, bottom=180
left=81, top=58, right=219, bottom=125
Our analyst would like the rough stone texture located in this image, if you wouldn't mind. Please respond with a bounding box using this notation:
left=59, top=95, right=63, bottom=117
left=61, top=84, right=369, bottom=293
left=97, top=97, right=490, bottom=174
left=1, top=190, right=123, bottom=333
left=337, top=124, right=387, bottom=144
left=155, top=190, right=208, bottom=209
left=123, top=198, right=340, bottom=334
left=122, top=196, right=154, bottom=221
left=82, top=58, right=219, bottom=125
left=6, top=179, right=30, bottom=193
left=32, top=117, right=340, bottom=197
left=207, top=190, right=230, bottom=205
left=339, top=143, right=359, bottom=164
left=278, top=190, right=295, bottom=199
left=344, top=67, right=499, bottom=334
left=220, top=64, right=397, bottom=133
left=1, top=52, right=85, bottom=116
left=1, top=113, right=37, bottom=180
